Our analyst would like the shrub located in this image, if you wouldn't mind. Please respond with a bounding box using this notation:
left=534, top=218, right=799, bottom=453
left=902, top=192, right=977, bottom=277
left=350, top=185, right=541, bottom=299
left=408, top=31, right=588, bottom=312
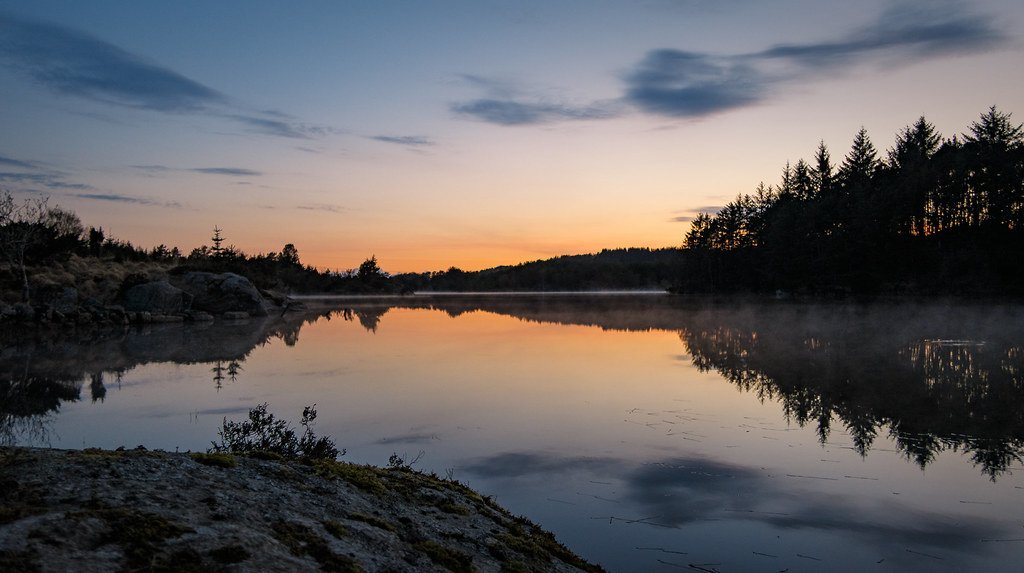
left=209, top=403, right=342, bottom=461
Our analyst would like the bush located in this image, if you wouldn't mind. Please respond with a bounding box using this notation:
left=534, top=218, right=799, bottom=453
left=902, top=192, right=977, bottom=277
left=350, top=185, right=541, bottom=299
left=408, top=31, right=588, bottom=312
left=209, top=403, right=343, bottom=461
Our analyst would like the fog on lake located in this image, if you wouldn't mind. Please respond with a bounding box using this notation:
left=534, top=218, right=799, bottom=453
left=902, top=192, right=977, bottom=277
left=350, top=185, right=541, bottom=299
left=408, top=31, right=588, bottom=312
left=3, top=295, right=1023, bottom=572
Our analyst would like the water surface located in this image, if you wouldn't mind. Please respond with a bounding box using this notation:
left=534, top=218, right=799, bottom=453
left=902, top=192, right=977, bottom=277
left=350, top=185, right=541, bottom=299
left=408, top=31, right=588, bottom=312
left=4, top=296, right=1024, bottom=572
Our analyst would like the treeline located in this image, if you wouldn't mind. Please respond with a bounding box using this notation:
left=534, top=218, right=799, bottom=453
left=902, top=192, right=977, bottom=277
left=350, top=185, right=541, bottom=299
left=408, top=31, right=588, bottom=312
left=393, top=248, right=685, bottom=292
left=678, top=107, right=1024, bottom=295
left=0, top=196, right=393, bottom=303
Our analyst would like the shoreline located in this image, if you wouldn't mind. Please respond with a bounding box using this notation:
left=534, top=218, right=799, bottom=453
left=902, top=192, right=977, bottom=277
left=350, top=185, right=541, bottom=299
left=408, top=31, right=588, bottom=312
left=0, top=446, right=604, bottom=572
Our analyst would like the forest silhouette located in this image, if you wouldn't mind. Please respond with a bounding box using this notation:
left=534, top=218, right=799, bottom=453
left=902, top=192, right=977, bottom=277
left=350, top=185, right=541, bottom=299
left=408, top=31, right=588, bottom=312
left=2, top=107, right=1021, bottom=298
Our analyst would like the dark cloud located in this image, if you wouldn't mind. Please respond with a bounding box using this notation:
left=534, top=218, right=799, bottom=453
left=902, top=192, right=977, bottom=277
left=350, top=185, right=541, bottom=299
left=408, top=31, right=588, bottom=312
left=369, top=135, right=435, bottom=147
left=0, top=170, right=93, bottom=190
left=190, top=167, right=262, bottom=177
left=451, top=98, right=619, bottom=126
left=457, top=2, right=1007, bottom=126
left=756, top=2, right=1005, bottom=67
left=669, top=215, right=694, bottom=223
left=623, top=2, right=1006, bottom=118
left=0, top=154, right=37, bottom=169
left=0, top=12, right=225, bottom=112
left=624, top=50, right=762, bottom=117
left=73, top=193, right=181, bottom=208
left=0, top=13, right=342, bottom=140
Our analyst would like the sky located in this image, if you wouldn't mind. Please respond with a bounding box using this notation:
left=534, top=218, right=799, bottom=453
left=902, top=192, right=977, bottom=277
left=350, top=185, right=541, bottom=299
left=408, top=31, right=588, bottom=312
left=1, top=0, right=1022, bottom=273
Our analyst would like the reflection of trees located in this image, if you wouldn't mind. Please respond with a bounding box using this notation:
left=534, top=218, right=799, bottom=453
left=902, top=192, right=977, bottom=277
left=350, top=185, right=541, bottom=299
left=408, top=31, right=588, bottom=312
left=0, top=371, right=81, bottom=446
left=331, top=295, right=1024, bottom=478
left=339, top=306, right=389, bottom=332
left=678, top=307, right=1024, bottom=479
left=0, top=310, right=332, bottom=444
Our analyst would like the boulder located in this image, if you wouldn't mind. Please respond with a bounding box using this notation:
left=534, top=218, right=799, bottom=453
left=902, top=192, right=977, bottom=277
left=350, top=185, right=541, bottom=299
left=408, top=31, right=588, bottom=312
left=178, top=272, right=269, bottom=317
left=50, top=287, right=79, bottom=314
left=123, top=281, right=193, bottom=315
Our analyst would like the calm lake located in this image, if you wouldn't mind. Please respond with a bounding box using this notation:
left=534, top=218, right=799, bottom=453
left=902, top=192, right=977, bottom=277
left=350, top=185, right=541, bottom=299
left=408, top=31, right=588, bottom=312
left=4, top=295, right=1024, bottom=572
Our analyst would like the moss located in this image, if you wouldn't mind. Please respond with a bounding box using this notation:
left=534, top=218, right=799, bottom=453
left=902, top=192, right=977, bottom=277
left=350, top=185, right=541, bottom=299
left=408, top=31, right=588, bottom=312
left=500, top=561, right=532, bottom=573
left=189, top=452, right=237, bottom=468
left=322, top=519, right=348, bottom=539
left=496, top=522, right=605, bottom=573
left=271, top=521, right=362, bottom=573
left=0, top=482, right=45, bottom=525
left=437, top=500, right=471, bottom=516
left=208, top=544, right=250, bottom=564
left=81, top=506, right=195, bottom=570
left=0, top=549, right=40, bottom=573
left=312, top=460, right=386, bottom=495
left=348, top=512, right=396, bottom=532
left=414, top=540, right=476, bottom=573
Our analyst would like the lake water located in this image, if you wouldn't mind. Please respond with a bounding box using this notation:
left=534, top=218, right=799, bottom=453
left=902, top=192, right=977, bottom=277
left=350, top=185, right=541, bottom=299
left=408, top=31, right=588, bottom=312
left=4, top=295, right=1024, bottom=572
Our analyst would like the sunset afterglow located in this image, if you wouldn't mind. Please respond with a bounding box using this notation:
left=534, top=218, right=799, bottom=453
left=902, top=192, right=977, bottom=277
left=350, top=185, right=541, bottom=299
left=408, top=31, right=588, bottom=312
left=2, top=1, right=1022, bottom=272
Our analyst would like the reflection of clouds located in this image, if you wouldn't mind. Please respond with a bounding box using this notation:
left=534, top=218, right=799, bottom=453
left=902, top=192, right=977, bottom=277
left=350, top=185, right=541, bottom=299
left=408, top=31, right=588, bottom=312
left=195, top=406, right=254, bottom=416
left=378, top=432, right=441, bottom=445
left=463, top=452, right=619, bottom=478
left=465, top=451, right=1001, bottom=553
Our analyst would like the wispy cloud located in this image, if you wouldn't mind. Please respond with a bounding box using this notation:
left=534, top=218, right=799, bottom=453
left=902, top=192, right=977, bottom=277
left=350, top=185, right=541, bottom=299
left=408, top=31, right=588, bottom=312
left=369, top=135, right=435, bottom=147
left=0, top=12, right=341, bottom=139
left=451, top=98, right=619, bottom=126
left=669, top=215, right=694, bottom=223
left=755, top=1, right=1004, bottom=67
left=190, top=167, right=262, bottom=177
left=0, top=154, right=38, bottom=169
left=0, top=170, right=94, bottom=190
left=226, top=113, right=342, bottom=140
left=624, top=1, right=1006, bottom=118
left=451, top=73, right=622, bottom=126
left=0, top=12, right=224, bottom=112
left=130, top=164, right=173, bottom=174
left=296, top=203, right=345, bottom=214
left=455, top=2, right=1006, bottom=126
left=73, top=193, right=182, bottom=208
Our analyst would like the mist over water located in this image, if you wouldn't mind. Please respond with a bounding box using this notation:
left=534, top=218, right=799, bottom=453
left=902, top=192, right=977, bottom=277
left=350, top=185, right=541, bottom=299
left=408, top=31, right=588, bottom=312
left=4, top=295, right=1023, bottom=572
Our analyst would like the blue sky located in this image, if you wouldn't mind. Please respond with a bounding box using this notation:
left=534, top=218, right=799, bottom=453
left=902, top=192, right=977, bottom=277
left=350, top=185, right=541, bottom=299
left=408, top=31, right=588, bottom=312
left=1, top=0, right=1021, bottom=271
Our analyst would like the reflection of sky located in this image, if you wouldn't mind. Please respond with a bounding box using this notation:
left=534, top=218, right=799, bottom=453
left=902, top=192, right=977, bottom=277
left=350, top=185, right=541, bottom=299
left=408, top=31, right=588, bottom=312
left=28, top=305, right=1024, bottom=572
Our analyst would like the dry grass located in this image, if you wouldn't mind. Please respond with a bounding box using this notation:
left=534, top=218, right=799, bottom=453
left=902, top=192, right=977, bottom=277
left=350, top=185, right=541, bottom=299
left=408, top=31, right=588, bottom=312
left=3, top=256, right=176, bottom=304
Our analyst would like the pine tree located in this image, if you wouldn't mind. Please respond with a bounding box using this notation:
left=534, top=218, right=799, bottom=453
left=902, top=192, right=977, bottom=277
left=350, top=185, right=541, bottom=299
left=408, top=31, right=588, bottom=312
left=839, top=127, right=879, bottom=190
left=813, top=141, right=834, bottom=196
left=211, top=226, right=225, bottom=256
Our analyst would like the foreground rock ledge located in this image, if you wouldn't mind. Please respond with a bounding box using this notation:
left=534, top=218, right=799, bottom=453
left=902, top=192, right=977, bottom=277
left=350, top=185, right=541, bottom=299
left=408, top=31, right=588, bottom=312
left=0, top=448, right=605, bottom=573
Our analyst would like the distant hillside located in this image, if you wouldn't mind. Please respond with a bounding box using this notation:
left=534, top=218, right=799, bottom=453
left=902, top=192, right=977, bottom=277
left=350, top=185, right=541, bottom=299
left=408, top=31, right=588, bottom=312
left=393, top=248, right=685, bottom=292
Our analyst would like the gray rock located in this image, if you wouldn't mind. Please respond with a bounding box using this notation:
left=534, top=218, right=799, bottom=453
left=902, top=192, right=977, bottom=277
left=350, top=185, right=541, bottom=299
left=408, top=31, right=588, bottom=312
left=222, top=311, right=250, bottom=320
left=178, top=272, right=268, bottom=317
left=123, top=281, right=193, bottom=315
left=13, top=303, right=34, bottom=320
left=185, top=310, right=215, bottom=322
left=51, top=287, right=79, bottom=314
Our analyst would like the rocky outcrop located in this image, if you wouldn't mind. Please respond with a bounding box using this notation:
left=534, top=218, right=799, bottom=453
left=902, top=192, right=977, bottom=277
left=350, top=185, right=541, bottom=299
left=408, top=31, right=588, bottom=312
left=177, top=272, right=270, bottom=317
left=0, top=447, right=604, bottom=573
left=122, top=280, right=193, bottom=315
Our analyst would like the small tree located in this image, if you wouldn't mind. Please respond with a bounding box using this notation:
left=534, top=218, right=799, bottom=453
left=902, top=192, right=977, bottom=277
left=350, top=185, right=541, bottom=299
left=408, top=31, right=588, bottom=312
left=0, top=191, right=51, bottom=302
left=211, top=226, right=225, bottom=257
